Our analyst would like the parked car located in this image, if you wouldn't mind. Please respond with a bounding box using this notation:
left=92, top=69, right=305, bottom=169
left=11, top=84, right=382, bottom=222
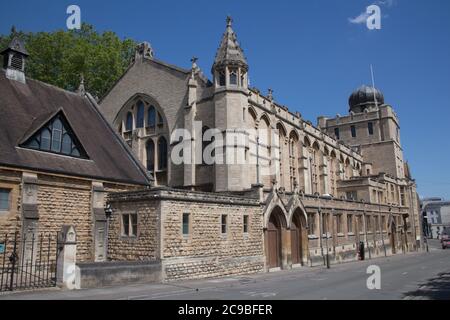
left=441, top=229, right=450, bottom=249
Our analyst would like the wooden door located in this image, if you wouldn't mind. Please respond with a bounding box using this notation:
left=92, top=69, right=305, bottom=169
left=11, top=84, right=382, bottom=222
left=291, top=228, right=300, bottom=265
left=267, top=221, right=280, bottom=268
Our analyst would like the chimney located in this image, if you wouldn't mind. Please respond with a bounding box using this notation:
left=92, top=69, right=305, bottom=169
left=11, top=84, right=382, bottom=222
left=1, top=34, right=29, bottom=84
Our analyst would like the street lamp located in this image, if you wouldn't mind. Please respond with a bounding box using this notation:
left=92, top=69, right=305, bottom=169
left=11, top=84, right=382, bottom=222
left=317, top=193, right=332, bottom=269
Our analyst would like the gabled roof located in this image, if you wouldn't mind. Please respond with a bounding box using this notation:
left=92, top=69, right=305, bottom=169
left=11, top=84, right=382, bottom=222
left=212, top=16, right=248, bottom=71
left=0, top=69, right=152, bottom=186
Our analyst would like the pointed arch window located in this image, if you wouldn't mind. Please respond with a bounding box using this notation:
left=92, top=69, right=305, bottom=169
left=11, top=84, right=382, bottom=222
left=146, top=139, right=155, bottom=172
left=148, top=106, right=156, bottom=128
left=22, top=113, right=87, bottom=159
left=229, top=69, right=238, bottom=85
left=202, top=126, right=210, bottom=165
left=158, top=137, right=168, bottom=171
left=219, top=71, right=226, bottom=86
left=136, top=101, right=145, bottom=128
left=125, top=112, right=133, bottom=131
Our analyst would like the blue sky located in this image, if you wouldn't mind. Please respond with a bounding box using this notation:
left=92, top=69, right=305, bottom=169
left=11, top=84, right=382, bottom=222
left=1, top=0, right=449, bottom=200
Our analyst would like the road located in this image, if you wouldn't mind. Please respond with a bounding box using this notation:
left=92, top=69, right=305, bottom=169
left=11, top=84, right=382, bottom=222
left=1, top=240, right=449, bottom=300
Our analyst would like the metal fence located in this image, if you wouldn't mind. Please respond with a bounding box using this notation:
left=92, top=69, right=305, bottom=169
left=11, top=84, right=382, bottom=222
left=0, top=232, right=58, bottom=292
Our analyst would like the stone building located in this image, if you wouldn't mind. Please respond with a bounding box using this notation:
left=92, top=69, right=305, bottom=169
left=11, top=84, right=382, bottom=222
left=0, top=36, right=151, bottom=267
left=99, top=17, right=422, bottom=280
left=421, top=198, right=450, bottom=239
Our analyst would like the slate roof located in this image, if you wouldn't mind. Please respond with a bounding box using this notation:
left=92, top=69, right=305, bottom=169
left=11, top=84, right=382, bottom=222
left=0, top=69, right=152, bottom=186
left=0, top=36, right=29, bottom=56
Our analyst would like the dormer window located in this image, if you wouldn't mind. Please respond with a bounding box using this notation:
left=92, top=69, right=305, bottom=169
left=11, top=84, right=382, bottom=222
left=21, top=113, right=87, bottom=159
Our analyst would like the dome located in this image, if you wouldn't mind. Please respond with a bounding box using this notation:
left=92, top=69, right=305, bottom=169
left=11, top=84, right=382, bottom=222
left=349, top=85, right=384, bottom=112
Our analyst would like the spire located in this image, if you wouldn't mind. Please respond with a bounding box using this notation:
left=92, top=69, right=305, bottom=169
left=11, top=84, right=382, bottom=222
left=77, top=74, right=86, bottom=96
left=1, top=36, right=29, bottom=57
left=212, top=16, right=248, bottom=72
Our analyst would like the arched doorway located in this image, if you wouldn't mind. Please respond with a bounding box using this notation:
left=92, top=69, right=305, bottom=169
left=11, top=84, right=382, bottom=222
left=291, top=209, right=307, bottom=266
left=265, top=207, right=286, bottom=269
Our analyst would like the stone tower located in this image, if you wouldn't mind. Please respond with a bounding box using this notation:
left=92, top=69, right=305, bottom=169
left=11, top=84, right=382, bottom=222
left=212, top=16, right=250, bottom=192
left=318, top=85, right=406, bottom=179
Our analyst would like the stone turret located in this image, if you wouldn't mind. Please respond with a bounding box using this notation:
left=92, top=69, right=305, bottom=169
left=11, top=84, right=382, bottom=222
left=212, top=17, right=250, bottom=192
left=212, top=16, right=248, bottom=90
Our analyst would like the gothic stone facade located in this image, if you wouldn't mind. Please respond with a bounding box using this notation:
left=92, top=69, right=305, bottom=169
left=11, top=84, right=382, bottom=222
left=100, top=18, right=421, bottom=280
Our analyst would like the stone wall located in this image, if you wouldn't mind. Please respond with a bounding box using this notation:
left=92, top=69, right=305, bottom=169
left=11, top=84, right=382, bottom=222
left=107, top=188, right=264, bottom=281
left=107, top=199, right=161, bottom=261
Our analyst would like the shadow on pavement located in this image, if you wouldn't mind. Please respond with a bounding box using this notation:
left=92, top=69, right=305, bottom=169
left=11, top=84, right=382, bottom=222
left=404, top=272, right=450, bottom=300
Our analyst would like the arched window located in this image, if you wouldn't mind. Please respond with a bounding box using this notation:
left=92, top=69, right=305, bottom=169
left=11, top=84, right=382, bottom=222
left=146, top=139, right=155, bottom=172
left=202, top=126, right=210, bottom=165
left=148, top=106, right=156, bottom=128
left=219, top=71, right=226, bottom=86
left=136, top=101, right=145, bottom=128
left=61, top=134, right=72, bottom=155
left=41, top=129, right=51, bottom=151
left=229, top=69, right=238, bottom=85
left=126, top=112, right=133, bottom=131
left=158, top=137, right=168, bottom=171
left=51, top=119, right=63, bottom=152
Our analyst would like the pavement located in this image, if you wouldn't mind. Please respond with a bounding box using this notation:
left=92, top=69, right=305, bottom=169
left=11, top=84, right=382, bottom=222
left=1, top=240, right=449, bottom=300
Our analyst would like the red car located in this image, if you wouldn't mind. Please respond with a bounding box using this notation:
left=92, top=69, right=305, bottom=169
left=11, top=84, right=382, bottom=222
left=442, top=232, right=450, bottom=249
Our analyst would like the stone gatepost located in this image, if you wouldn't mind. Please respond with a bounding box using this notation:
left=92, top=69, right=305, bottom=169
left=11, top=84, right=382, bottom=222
left=57, top=225, right=78, bottom=290
left=21, top=172, right=39, bottom=263
left=92, top=182, right=108, bottom=262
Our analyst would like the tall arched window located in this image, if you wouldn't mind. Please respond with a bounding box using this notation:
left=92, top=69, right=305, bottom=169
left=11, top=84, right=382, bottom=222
left=41, top=129, right=51, bottom=151
left=229, top=69, right=238, bottom=85
left=146, top=139, right=155, bottom=172
left=148, top=106, right=156, bottom=128
left=51, top=119, right=63, bottom=152
left=126, top=112, right=133, bottom=131
left=202, top=126, right=210, bottom=165
left=136, top=101, right=145, bottom=128
left=158, top=137, right=168, bottom=171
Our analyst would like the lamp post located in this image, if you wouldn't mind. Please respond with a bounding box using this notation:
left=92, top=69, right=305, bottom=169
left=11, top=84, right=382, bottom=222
left=318, top=193, right=332, bottom=269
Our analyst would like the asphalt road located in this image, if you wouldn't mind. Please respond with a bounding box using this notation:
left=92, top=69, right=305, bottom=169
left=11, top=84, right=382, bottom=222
left=1, top=240, right=449, bottom=300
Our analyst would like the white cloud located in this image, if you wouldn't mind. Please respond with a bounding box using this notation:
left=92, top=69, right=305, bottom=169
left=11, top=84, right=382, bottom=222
left=348, top=12, right=370, bottom=25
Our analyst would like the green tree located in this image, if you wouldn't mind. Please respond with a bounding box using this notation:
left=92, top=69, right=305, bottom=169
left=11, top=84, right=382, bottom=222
left=0, top=24, right=136, bottom=99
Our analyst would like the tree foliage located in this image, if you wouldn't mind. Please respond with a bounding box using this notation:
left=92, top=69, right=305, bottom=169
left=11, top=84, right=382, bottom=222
left=0, top=24, right=137, bottom=99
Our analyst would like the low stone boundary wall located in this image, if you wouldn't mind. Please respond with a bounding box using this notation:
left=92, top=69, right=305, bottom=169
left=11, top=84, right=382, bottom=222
left=75, top=260, right=162, bottom=289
